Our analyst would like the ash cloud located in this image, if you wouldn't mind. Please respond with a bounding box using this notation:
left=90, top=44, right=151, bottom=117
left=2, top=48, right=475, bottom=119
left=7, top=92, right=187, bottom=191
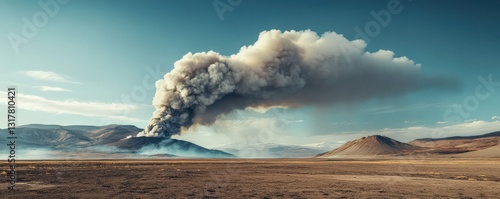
left=137, top=29, right=459, bottom=137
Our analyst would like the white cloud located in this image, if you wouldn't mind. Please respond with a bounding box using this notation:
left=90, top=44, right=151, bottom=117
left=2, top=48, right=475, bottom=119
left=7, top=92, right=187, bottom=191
left=0, top=92, right=145, bottom=123
left=464, top=119, right=478, bottom=123
left=20, top=71, right=80, bottom=83
left=34, top=86, right=72, bottom=92
left=330, top=122, right=356, bottom=126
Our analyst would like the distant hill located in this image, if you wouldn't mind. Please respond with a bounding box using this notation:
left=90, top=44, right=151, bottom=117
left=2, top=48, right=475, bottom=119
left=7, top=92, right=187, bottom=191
left=89, top=125, right=142, bottom=145
left=409, top=131, right=500, bottom=153
left=0, top=125, right=235, bottom=158
left=111, top=137, right=235, bottom=158
left=412, top=131, right=500, bottom=142
left=317, top=135, right=419, bottom=158
left=3, top=126, right=94, bottom=149
left=20, top=124, right=102, bottom=131
left=318, top=131, right=500, bottom=158
left=213, top=143, right=332, bottom=158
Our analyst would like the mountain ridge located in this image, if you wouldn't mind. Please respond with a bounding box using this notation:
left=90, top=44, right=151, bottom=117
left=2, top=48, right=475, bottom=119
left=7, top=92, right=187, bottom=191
left=413, top=131, right=500, bottom=141
left=0, top=124, right=234, bottom=158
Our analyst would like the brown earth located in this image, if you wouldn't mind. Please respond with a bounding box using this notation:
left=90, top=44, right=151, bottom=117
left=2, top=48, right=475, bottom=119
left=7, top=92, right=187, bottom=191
left=1, top=158, right=500, bottom=198
left=455, top=144, right=500, bottom=158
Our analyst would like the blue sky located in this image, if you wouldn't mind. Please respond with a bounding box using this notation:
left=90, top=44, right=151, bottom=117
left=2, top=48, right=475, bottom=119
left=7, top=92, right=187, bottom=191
left=1, top=0, right=500, bottom=147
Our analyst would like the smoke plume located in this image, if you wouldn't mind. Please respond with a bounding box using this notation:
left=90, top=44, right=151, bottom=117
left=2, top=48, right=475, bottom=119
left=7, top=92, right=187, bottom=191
left=137, top=30, right=458, bottom=137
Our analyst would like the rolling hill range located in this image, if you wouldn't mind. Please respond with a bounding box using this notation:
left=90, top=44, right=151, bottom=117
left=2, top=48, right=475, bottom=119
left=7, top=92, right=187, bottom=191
left=409, top=131, right=500, bottom=154
left=2, top=124, right=499, bottom=159
left=213, top=142, right=334, bottom=158
left=0, top=124, right=337, bottom=158
left=3, top=124, right=139, bottom=150
left=0, top=124, right=234, bottom=158
left=318, top=131, right=500, bottom=158
left=112, top=137, right=234, bottom=158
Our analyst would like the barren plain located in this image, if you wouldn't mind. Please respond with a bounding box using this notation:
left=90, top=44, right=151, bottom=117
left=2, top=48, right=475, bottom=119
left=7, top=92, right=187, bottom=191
left=2, top=158, right=500, bottom=198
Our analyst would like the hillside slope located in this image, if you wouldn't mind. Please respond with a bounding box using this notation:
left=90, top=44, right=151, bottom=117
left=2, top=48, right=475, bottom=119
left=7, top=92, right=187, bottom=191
left=317, top=135, right=419, bottom=158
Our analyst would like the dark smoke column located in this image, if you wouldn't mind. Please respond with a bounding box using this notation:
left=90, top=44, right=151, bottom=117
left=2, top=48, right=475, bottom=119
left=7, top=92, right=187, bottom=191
left=137, top=51, right=238, bottom=137
left=138, top=51, right=236, bottom=137
left=137, top=30, right=458, bottom=137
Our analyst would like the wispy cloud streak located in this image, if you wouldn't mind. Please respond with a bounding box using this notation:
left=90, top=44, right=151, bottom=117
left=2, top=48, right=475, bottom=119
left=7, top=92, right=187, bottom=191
left=0, top=92, right=145, bottom=123
left=20, top=71, right=80, bottom=84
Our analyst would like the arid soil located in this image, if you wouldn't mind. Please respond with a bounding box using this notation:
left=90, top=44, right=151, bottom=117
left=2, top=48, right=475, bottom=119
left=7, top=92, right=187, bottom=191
left=2, top=158, right=500, bottom=198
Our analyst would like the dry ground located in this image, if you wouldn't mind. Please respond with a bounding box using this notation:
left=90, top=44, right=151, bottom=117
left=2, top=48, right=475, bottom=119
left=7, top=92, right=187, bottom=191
left=1, top=158, right=500, bottom=198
